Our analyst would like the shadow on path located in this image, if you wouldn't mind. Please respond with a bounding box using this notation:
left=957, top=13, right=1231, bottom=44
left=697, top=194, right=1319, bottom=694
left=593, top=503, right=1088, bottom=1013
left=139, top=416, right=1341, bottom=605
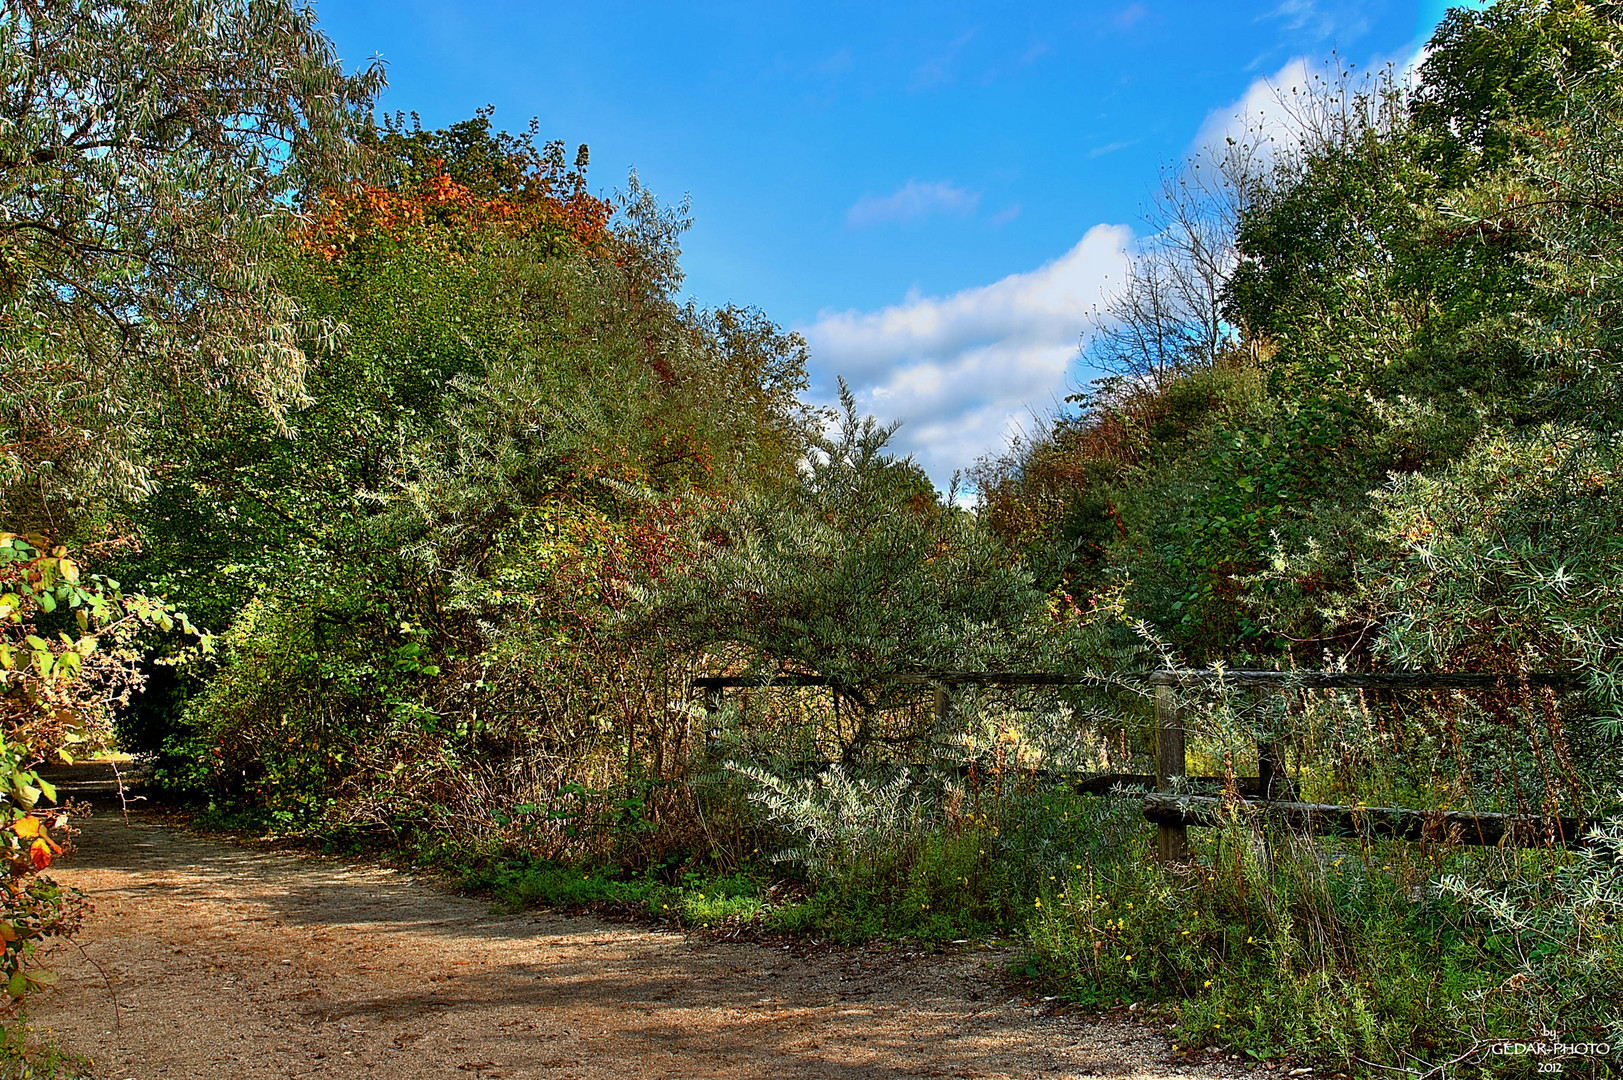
left=34, top=803, right=1241, bottom=1080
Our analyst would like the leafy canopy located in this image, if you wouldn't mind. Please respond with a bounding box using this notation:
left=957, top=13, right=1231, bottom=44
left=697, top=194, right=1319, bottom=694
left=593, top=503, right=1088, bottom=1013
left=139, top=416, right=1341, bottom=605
left=0, top=0, right=382, bottom=513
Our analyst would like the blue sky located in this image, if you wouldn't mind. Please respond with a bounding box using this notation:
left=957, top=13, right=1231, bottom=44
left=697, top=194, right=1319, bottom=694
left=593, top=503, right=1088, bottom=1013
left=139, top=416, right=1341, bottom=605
left=317, top=0, right=1473, bottom=484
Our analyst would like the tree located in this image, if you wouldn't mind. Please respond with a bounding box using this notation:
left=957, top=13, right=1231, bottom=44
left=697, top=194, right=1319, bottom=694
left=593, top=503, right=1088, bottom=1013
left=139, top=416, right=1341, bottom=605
left=0, top=0, right=382, bottom=517
left=1411, top=0, right=1623, bottom=178
left=981, top=6, right=1623, bottom=659
left=121, top=110, right=823, bottom=854
left=1084, top=148, right=1259, bottom=391
left=649, top=382, right=1047, bottom=748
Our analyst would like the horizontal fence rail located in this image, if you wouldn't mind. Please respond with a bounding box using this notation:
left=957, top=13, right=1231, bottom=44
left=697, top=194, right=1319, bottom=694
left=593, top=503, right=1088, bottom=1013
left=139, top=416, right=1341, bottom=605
left=1143, top=793, right=1596, bottom=849
left=696, top=667, right=1596, bottom=859
left=693, top=669, right=1587, bottom=690
left=693, top=672, right=1111, bottom=688
left=1145, top=669, right=1586, bottom=690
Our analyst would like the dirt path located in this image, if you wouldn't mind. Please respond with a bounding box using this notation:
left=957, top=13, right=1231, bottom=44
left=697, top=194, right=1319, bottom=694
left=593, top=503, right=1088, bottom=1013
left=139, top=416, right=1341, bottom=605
left=34, top=808, right=1249, bottom=1080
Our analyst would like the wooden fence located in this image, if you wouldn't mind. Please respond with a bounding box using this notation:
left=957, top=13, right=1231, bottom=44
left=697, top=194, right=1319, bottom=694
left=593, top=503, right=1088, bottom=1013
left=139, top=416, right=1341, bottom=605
left=1146, top=669, right=1593, bottom=858
left=693, top=668, right=1599, bottom=859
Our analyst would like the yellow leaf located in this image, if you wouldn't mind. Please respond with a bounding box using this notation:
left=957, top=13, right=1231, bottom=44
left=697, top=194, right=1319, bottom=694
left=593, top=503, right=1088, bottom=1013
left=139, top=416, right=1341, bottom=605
left=10, top=817, right=41, bottom=839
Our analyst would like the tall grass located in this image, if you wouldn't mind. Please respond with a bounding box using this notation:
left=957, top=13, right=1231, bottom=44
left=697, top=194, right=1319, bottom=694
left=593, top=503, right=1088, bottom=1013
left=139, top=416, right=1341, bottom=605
left=1026, top=812, right=1623, bottom=1076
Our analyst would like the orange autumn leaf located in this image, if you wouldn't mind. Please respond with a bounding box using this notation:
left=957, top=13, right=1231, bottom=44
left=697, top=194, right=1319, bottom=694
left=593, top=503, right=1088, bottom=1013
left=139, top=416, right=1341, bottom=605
left=10, top=817, right=41, bottom=840
left=297, top=158, right=613, bottom=265
left=27, top=838, right=58, bottom=871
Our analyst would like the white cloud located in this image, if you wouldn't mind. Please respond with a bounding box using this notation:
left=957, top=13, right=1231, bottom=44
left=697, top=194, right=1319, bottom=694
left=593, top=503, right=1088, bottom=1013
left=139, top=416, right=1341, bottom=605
left=1087, top=139, right=1135, bottom=159
left=911, top=29, right=978, bottom=91
left=800, top=224, right=1133, bottom=487
left=988, top=202, right=1021, bottom=226
left=1113, top=4, right=1149, bottom=31
left=847, top=180, right=981, bottom=228
left=1264, top=0, right=1367, bottom=42
left=1189, top=48, right=1424, bottom=171
left=1189, top=55, right=1316, bottom=165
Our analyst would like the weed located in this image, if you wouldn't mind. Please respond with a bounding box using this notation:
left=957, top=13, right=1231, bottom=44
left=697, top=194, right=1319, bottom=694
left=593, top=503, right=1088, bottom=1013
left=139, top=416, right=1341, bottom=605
left=0, top=1017, right=93, bottom=1080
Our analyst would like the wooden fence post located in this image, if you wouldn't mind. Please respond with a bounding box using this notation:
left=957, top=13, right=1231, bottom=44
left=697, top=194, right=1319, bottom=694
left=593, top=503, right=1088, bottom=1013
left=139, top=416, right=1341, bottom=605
left=1155, top=684, right=1187, bottom=863
left=932, top=681, right=953, bottom=736
left=1253, top=686, right=1281, bottom=800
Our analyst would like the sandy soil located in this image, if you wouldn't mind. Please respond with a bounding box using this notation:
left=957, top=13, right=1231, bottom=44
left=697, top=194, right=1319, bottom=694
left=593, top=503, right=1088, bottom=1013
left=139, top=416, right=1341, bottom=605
left=33, top=807, right=1259, bottom=1080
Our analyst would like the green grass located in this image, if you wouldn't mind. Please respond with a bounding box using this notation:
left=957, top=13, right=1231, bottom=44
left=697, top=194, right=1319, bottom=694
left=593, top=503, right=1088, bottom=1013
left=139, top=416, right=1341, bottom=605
left=1023, top=822, right=1623, bottom=1077
left=453, top=781, right=1129, bottom=944
left=455, top=858, right=778, bottom=929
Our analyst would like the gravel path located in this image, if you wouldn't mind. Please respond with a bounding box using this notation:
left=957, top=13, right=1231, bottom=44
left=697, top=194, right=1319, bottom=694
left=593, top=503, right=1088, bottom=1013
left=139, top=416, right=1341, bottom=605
left=35, top=808, right=1250, bottom=1080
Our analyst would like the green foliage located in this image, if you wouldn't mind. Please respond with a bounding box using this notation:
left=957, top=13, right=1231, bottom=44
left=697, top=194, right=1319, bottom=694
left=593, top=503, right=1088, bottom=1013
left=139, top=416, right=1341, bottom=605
left=1411, top=0, right=1623, bottom=177
left=0, top=0, right=363, bottom=1018
left=648, top=382, right=1047, bottom=693
left=979, top=0, right=1623, bottom=675
left=125, top=110, right=819, bottom=876
left=458, top=768, right=1140, bottom=944
left=725, top=761, right=926, bottom=883
left=0, top=0, right=380, bottom=513
left=371, top=106, right=592, bottom=203
left=961, top=13, right=1623, bottom=1066
left=1027, top=818, right=1623, bottom=1074
left=718, top=752, right=1140, bottom=942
